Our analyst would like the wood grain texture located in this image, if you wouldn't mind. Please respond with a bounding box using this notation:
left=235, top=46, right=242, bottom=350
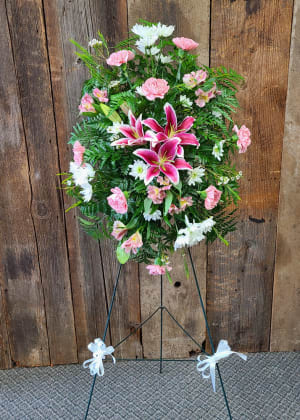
left=5, top=0, right=77, bottom=365
left=43, top=0, right=110, bottom=363
left=271, top=0, right=300, bottom=352
left=128, top=0, right=210, bottom=358
left=0, top=0, right=49, bottom=367
left=208, top=0, right=293, bottom=352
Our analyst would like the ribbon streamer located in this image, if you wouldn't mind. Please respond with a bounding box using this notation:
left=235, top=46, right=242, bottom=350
left=83, top=338, right=116, bottom=376
left=197, top=339, right=247, bottom=392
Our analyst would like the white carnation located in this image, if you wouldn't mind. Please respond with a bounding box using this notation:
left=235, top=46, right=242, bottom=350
left=70, top=162, right=95, bottom=186
left=80, top=183, right=93, bottom=202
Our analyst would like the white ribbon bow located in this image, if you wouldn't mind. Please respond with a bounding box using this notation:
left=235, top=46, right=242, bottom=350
left=83, top=338, right=116, bottom=376
left=197, top=340, right=247, bottom=392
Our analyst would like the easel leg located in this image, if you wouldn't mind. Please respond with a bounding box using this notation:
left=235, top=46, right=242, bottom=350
left=160, top=274, right=163, bottom=374
left=187, top=248, right=233, bottom=420
left=84, top=264, right=123, bottom=420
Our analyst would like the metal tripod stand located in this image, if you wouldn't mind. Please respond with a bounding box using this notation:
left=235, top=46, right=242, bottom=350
left=84, top=248, right=233, bottom=419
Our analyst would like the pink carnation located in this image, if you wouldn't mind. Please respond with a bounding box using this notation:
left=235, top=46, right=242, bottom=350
left=146, top=264, right=172, bottom=276
left=140, top=77, right=169, bottom=101
left=73, top=141, right=85, bottom=166
left=107, top=187, right=128, bottom=214
left=233, top=125, right=251, bottom=153
left=121, top=231, right=143, bottom=255
left=147, top=186, right=166, bottom=204
left=205, top=186, right=222, bottom=210
left=111, top=221, right=128, bottom=241
left=106, top=50, right=135, bottom=66
left=93, top=88, right=108, bottom=103
left=172, top=37, right=199, bottom=51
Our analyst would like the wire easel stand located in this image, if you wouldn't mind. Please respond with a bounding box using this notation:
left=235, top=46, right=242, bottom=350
left=84, top=248, right=232, bottom=420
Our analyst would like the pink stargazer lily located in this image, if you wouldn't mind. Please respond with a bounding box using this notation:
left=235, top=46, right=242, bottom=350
left=133, top=138, right=192, bottom=185
left=111, top=111, right=155, bottom=147
left=143, top=103, right=199, bottom=157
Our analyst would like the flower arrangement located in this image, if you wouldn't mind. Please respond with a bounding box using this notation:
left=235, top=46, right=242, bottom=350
left=63, top=21, right=251, bottom=279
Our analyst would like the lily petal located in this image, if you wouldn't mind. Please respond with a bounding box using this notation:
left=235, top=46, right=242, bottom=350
left=156, top=132, right=169, bottom=142
left=161, top=163, right=179, bottom=184
left=177, top=144, right=184, bottom=157
left=164, top=103, right=177, bottom=131
left=145, top=166, right=160, bottom=184
left=143, top=118, right=164, bottom=133
left=119, top=125, right=136, bottom=140
left=174, top=158, right=193, bottom=170
left=177, top=116, right=195, bottom=132
left=136, top=115, right=144, bottom=138
left=133, top=149, right=159, bottom=166
left=158, top=138, right=180, bottom=162
left=128, top=110, right=136, bottom=127
left=176, top=132, right=199, bottom=146
left=110, top=138, right=129, bottom=146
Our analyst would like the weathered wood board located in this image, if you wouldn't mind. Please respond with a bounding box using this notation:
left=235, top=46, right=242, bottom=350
left=271, top=0, right=300, bottom=352
left=5, top=0, right=77, bottom=364
left=0, top=0, right=50, bottom=367
left=208, top=0, right=293, bottom=352
left=128, top=0, right=210, bottom=358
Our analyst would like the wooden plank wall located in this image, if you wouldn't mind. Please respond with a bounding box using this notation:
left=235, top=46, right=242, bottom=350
left=0, top=0, right=298, bottom=369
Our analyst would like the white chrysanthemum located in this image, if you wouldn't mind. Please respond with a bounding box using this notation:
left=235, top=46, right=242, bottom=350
left=212, top=140, right=225, bottom=161
left=156, top=23, right=175, bottom=37
left=137, top=43, right=160, bottom=55
left=70, top=162, right=95, bottom=186
left=80, top=183, right=93, bottom=202
left=107, top=121, right=123, bottom=135
left=88, top=39, right=102, bottom=48
left=188, top=167, right=205, bottom=186
left=180, top=95, right=193, bottom=108
left=174, top=216, right=215, bottom=250
left=159, top=54, right=172, bottom=64
left=109, top=80, right=120, bottom=88
left=236, top=170, right=243, bottom=180
left=143, top=209, right=162, bottom=221
left=128, top=160, right=149, bottom=180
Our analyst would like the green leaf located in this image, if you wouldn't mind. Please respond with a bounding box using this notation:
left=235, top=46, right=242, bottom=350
left=116, top=246, right=130, bottom=264
left=100, top=104, right=121, bottom=122
left=163, top=215, right=172, bottom=227
left=173, top=180, right=182, bottom=193
left=164, top=191, right=173, bottom=216
left=126, top=217, right=138, bottom=230
left=166, top=271, right=173, bottom=284
left=65, top=200, right=82, bottom=213
left=144, top=198, right=152, bottom=214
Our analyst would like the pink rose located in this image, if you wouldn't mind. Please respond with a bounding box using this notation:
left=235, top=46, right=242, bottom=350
left=107, top=187, right=128, bottom=214
left=172, top=37, right=199, bottom=51
left=73, top=141, right=85, bottom=166
left=205, top=186, right=222, bottom=210
left=93, top=88, right=109, bottom=103
left=146, top=264, right=172, bottom=276
left=121, top=231, right=143, bottom=255
left=233, top=125, right=251, bottom=153
left=106, top=50, right=135, bottom=66
left=140, top=77, right=169, bottom=101
left=111, top=221, right=128, bottom=241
